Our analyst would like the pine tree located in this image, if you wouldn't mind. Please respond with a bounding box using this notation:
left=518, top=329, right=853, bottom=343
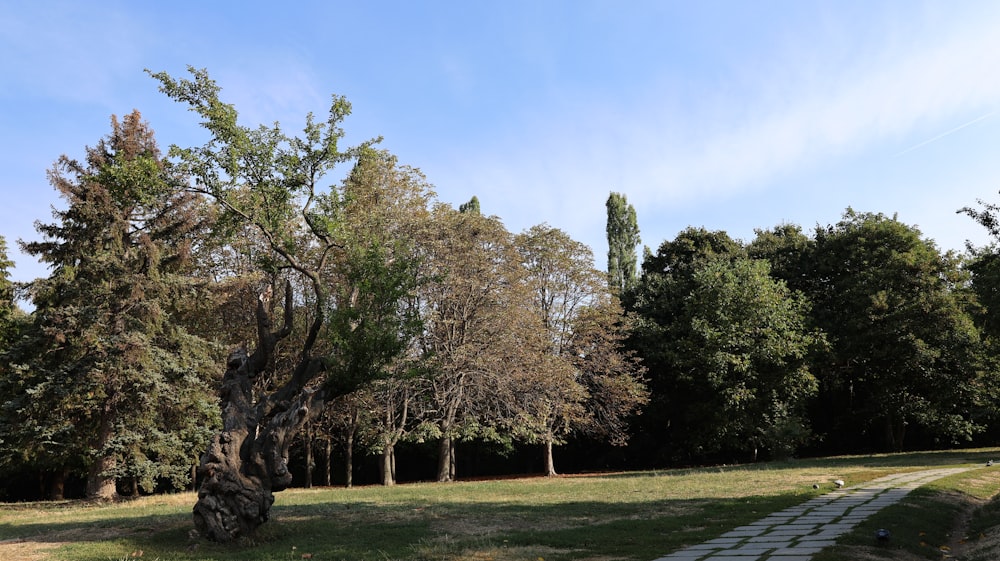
left=0, top=236, right=14, bottom=345
left=6, top=111, right=219, bottom=499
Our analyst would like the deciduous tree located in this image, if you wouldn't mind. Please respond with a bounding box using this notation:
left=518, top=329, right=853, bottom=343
left=152, top=67, right=420, bottom=541
left=606, top=192, right=641, bottom=295
left=807, top=210, right=984, bottom=451
left=514, top=225, right=647, bottom=475
left=414, top=205, right=539, bottom=481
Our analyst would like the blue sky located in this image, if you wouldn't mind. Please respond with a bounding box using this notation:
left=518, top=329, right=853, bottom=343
left=3, top=1, right=1000, bottom=284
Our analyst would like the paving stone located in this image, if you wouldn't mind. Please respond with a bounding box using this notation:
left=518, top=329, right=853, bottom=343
left=765, top=528, right=816, bottom=536
left=722, top=527, right=766, bottom=537
left=792, top=539, right=836, bottom=547
left=706, top=537, right=744, bottom=544
left=810, top=529, right=850, bottom=539
left=746, top=535, right=793, bottom=543
left=769, top=546, right=823, bottom=555
left=655, top=551, right=709, bottom=560
left=732, top=545, right=774, bottom=555
left=686, top=543, right=723, bottom=550
left=750, top=518, right=791, bottom=526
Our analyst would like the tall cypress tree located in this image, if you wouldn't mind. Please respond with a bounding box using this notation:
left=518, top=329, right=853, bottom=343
left=5, top=111, right=219, bottom=499
left=605, top=192, right=641, bottom=294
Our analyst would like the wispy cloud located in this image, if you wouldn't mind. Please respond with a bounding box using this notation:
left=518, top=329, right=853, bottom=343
left=428, top=6, right=1000, bottom=255
left=643, top=14, right=1000, bottom=204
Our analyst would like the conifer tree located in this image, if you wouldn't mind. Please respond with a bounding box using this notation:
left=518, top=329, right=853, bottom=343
left=4, top=111, right=219, bottom=500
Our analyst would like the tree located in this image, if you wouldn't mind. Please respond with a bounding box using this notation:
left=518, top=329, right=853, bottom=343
left=0, top=235, right=26, bottom=345
left=514, top=224, right=647, bottom=475
left=413, top=204, right=540, bottom=481
left=0, top=236, right=15, bottom=346
left=459, top=195, right=481, bottom=214
left=683, top=258, right=820, bottom=459
left=606, top=192, right=641, bottom=295
left=747, top=223, right=814, bottom=293
left=333, top=148, right=432, bottom=486
left=151, top=67, right=420, bottom=541
left=567, top=300, right=649, bottom=450
left=807, top=210, right=984, bottom=451
left=2, top=111, right=219, bottom=500
left=630, top=228, right=819, bottom=462
left=960, top=198, right=1000, bottom=340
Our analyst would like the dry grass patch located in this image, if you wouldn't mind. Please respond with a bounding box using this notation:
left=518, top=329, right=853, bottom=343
left=0, top=539, right=59, bottom=561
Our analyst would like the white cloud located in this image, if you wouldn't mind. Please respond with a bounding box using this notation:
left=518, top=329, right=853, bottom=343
left=645, top=15, right=1000, bottom=204
left=427, top=6, right=1000, bottom=257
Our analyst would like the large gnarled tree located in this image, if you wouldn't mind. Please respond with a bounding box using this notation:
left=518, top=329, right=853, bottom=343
left=151, top=67, right=419, bottom=542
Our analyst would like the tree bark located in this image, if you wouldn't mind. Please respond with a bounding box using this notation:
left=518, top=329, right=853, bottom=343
left=544, top=438, right=557, bottom=477
left=48, top=469, right=68, bottom=501
left=884, top=414, right=907, bottom=452
left=437, top=436, right=458, bottom=482
left=437, top=436, right=452, bottom=482
left=380, top=445, right=395, bottom=486
left=345, top=428, right=354, bottom=488
left=322, top=437, right=332, bottom=487
left=192, top=286, right=327, bottom=543
left=86, top=406, right=118, bottom=501
left=450, top=440, right=456, bottom=481
left=390, top=445, right=397, bottom=484
left=304, top=424, right=314, bottom=489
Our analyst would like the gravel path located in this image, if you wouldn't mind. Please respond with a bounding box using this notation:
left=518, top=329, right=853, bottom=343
left=653, top=467, right=971, bottom=561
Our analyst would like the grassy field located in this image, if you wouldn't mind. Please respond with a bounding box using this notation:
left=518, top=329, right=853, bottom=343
left=2, top=449, right=1000, bottom=561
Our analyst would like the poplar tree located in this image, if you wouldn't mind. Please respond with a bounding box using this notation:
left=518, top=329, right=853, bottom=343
left=606, top=192, right=640, bottom=294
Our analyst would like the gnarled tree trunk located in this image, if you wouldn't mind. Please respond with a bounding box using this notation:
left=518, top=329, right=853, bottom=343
left=192, top=286, right=327, bottom=543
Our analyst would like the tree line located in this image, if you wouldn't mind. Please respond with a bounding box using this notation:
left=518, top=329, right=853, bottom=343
left=0, top=69, right=646, bottom=534
left=2, top=68, right=1000, bottom=531
left=614, top=202, right=1000, bottom=467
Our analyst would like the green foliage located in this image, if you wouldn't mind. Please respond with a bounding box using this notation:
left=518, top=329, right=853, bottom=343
left=0, top=111, right=219, bottom=497
left=458, top=195, right=481, bottom=214
left=606, top=192, right=641, bottom=295
left=0, top=236, right=16, bottom=349
left=808, top=210, right=985, bottom=451
left=323, top=240, right=424, bottom=397
left=686, top=258, right=820, bottom=455
left=631, top=230, right=820, bottom=461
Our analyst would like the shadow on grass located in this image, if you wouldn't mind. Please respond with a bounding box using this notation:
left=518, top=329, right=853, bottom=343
left=5, top=450, right=998, bottom=561
left=1, top=492, right=809, bottom=561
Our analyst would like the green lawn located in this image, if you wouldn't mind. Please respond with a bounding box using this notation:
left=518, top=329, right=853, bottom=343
left=3, top=449, right=1000, bottom=561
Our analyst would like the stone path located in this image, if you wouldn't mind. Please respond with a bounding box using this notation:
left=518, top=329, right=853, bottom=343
left=653, top=467, right=972, bottom=561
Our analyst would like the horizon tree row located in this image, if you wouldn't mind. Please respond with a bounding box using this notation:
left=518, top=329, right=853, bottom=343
left=623, top=208, right=1000, bottom=464
left=0, top=69, right=647, bottom=533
